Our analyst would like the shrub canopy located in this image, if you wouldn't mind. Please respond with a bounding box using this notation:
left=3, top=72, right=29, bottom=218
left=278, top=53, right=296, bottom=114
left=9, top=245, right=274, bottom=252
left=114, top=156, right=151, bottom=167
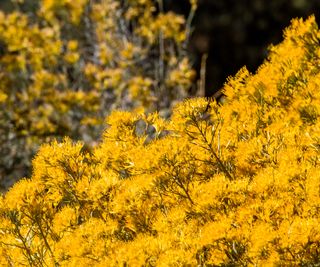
left=1, top=15, right=320, bottom=266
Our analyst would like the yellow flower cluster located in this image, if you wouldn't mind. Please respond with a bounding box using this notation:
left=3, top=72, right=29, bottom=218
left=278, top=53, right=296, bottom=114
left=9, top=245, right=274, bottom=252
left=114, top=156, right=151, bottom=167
left=0, top=0, right=196, bottom=188
left=1, top=15, right=320, bottom=266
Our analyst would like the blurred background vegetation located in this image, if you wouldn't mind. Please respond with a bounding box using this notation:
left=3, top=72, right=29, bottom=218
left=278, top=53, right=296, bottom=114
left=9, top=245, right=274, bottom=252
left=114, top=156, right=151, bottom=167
left=0, top=0, right=196, bottom=190
left=1, top=0, right=320, bottom=95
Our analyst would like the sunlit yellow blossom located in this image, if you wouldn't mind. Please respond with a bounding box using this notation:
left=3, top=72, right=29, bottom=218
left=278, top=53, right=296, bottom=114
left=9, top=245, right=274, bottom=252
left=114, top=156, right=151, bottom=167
left=2, top=15, right=320, bottom=267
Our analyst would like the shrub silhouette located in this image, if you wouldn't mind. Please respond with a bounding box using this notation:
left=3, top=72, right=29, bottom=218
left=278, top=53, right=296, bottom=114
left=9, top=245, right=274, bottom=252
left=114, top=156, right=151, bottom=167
left=1, top=15, right=320, bottom=266
left=0, top=0, right=196, bottom=189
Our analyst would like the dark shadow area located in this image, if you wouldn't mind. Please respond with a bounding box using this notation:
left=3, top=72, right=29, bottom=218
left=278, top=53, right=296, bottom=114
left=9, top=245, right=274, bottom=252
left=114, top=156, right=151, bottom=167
left=165, top=0, right=320, bottom=96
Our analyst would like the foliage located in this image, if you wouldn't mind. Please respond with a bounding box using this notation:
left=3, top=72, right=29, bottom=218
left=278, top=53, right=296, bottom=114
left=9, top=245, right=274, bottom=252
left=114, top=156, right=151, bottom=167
left=0, top=0, right=196, bottom=190
left=1, top=15, right=320, bottom=266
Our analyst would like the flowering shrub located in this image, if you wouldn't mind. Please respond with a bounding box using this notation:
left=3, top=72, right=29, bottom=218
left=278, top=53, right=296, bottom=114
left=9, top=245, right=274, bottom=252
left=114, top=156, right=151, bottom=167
left=1, top=15, right=320, bottom=266
left=0, top=0, right=196, bottom=189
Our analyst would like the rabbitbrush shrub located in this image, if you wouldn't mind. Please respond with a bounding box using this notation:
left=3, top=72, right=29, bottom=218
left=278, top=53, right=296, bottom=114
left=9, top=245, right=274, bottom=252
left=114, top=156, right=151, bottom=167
left=1, top=16, right=320, bottom=266
left=0, top=0, right=196, bottom=189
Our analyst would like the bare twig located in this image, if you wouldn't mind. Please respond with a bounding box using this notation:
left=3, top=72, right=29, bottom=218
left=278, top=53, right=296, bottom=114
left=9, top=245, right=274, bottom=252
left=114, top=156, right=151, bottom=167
left=198, top=53, right=208, bottom=97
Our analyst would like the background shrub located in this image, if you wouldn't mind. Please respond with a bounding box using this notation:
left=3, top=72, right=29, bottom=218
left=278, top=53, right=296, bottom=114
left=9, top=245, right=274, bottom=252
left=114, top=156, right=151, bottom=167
left=0, top=0, right=196, bottom=190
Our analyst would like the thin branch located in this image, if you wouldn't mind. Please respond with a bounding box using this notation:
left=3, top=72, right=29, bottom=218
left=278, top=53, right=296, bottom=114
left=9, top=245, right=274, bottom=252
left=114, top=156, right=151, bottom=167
left=198, top=53, right=208, bottom=97
left=190, top=116, right=234, bottom=180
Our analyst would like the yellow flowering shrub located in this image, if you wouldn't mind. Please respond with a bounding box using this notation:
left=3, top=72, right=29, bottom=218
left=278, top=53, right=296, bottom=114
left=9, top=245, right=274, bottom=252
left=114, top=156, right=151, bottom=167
left=0, top=0, right=196, bottom=189
left=1, top=15, right=320, bottom=266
